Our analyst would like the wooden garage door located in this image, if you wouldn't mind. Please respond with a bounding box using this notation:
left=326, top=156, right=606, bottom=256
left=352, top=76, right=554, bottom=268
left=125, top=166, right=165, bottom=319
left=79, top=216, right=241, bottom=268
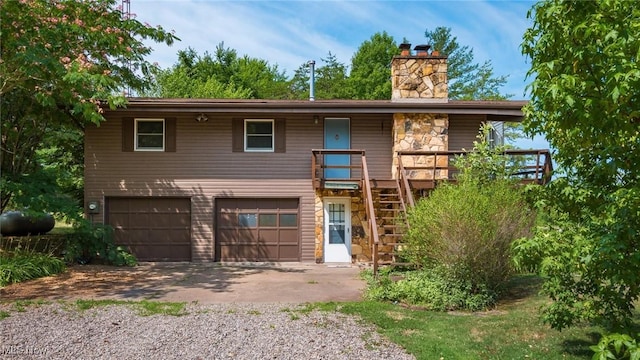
left=216, top=198, right=299, bottom=261
left=106, top=197, right=191, bottom=261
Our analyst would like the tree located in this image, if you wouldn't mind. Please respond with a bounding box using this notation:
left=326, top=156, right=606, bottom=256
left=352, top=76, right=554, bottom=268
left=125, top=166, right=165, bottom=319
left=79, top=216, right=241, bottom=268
left=287, top=53, right=350, bottom=100
left=425, top=27, right=511, bottom=100
left=348, top=31, right=399, bottom=100
left=150, top=44, right=288, bottom=99
left=516, top=0, right=640, bottom=330
left=0, top=0, right=177, bottom=216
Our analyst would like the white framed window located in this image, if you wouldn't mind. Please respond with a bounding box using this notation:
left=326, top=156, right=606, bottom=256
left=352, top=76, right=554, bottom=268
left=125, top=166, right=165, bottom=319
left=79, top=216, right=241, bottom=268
left=135, top=119, right=165, bottom=151
left=244, top=119, right=274, bottom=152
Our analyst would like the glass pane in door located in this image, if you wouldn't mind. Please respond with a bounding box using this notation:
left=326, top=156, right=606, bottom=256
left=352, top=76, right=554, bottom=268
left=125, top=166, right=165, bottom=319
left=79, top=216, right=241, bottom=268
left=328, top=203, right=345, bottom=244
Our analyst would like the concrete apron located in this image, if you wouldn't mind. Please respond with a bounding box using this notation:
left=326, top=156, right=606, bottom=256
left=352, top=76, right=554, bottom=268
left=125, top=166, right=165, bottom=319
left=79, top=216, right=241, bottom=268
left=103, top=262, right=365, bottom=304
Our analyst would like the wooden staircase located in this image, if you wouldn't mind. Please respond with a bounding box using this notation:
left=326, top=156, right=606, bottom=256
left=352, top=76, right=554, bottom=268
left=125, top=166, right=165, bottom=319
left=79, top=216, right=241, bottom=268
left=371, top=179, right=411, bottom=268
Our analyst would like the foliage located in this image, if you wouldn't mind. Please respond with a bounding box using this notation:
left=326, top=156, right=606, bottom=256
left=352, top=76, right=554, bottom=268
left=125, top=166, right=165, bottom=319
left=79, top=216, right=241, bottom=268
left=520, top=0, right=640, bottom=330
left=65, top=221, right=137, bottom=266
left=149, top=44, right=288, bottom=99
left=0, top=250, right=66, bottom=287
left=425, top=26, right=511, bottom=100
left=363, top=267, right=497, bottom=311
left=0, top=0, right=178, bottom=214
left=347, top=31, right=399, bottom=100
left=402, top=126, right=534, bottom=297
left=330, top=275, right=612, bottom=359
left=591, top=333, right=640, bottom=360
left=288, top=52, right=351, bottom=100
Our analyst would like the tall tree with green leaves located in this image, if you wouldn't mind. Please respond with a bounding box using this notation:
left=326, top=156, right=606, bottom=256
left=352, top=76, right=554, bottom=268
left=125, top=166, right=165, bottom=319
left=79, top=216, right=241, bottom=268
left=348, top=31, right=399, bottom=100
left=0, top=0, right=177, bottom=216
left=150, top=44, right=288, bottom=99
left=288, top=53, right=350, bottom=100
left=425, top=27, right=510, bottom=100
left=516, top=0, right=640, bottom=330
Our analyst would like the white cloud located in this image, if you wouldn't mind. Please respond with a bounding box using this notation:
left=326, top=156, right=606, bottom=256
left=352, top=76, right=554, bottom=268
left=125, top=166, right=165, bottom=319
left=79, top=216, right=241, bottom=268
left=132, top=0, right=536, bottom=97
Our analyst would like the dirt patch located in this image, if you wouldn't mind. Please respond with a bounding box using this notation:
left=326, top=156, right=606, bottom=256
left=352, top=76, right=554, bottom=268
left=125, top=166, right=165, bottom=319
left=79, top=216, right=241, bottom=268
left=0, top=265, right=171, bottom=301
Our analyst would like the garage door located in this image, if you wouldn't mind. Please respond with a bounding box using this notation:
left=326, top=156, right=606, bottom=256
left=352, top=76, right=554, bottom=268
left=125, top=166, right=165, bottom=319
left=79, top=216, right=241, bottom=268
left=216, top=198, right=299, bottom=261
left=106, top=197, right=191, bottom=261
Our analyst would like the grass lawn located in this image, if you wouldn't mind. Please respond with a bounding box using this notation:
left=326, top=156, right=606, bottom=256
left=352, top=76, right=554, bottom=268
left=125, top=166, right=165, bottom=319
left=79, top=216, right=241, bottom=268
left=318, top=275, right=609, bottom=360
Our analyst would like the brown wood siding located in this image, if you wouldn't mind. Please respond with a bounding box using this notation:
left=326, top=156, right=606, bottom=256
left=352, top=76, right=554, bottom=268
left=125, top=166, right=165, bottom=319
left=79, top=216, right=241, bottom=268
left=448, top=114, right=485, bottom=151
left=84, top=113, right=392, bottom=262
left=350, top=115, right=393, bottom=179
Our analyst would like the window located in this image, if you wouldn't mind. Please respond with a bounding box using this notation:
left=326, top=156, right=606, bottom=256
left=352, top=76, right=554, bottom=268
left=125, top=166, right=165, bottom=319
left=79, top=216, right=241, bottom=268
left=244, top=119, right=274, bottom=152
left=135, top=119, right=164, bottom=151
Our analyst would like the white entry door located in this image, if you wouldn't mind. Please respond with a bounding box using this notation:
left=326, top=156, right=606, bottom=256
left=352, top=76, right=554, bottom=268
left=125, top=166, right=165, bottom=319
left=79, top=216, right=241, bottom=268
left=324, top=198, right=351, bottom=263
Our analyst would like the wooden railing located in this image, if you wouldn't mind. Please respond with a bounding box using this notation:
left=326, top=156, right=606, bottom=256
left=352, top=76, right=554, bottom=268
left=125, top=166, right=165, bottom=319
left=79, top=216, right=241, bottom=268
left=397, top=160, right=416, bottom=208
left=361, top=154, right=381, bottom=275
left=396, top=149, right=553, bottom=186
left=311, top=149, right=365, bottom=189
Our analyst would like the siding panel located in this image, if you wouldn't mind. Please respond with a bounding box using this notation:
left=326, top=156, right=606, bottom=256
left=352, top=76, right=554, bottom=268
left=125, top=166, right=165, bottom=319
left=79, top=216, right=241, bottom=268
left=448, top=114, right=485, bottom=151
left=85, top=113, right=393, bottom=262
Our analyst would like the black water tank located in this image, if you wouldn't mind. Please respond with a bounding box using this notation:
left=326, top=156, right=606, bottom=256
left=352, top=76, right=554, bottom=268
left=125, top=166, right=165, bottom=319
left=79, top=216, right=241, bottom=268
left=0, top=211, right=55, bottom=236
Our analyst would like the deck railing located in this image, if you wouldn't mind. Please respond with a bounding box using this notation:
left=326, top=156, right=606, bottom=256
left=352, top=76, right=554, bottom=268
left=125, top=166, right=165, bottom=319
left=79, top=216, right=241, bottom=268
left=311, top=149, right=365, bottom=189
left=396, top=149, right=553, bottom=186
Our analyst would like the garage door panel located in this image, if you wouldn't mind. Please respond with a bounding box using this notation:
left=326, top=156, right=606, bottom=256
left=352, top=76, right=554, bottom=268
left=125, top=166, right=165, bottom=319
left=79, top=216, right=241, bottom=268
left=218, top=212, right=237, bottom=227
left=279, top=229, right=299, bottom=244
left=130, top=214, right=150, bottom=227
left=107, top=197, right=191, bottom=262
left=216, top=198, right=299, bottom=261
left=278, top=199, right=299, bottom=210
left=218, top=229, right=237, bottom=243
left=259, top=229, right=278, bottom=242
left=108, top=214, right=129, bottom=228
left=237, top=228, right=257, bottom=242
left=279, top=245, right=299, bottom=260
left=130, top=245, right=190, bottom=262
left=128, top=198, right=150, bottom=212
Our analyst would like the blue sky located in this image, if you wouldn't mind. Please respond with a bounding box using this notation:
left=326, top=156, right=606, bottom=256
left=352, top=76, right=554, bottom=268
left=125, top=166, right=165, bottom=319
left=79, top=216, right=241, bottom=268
left=134, top=0, right=547, bottom=148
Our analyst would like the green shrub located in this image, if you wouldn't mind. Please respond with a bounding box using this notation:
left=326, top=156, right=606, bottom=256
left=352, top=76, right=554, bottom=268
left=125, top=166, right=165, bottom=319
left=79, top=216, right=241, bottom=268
left=403, top=179, right=534, bottom=293
left=398, top=124, right=535, bottom=304
left=64, top=221, right=137, bottom=266
left=363, top=267, right=497, bottom=311
left=0, top=250, right=65, bottom=287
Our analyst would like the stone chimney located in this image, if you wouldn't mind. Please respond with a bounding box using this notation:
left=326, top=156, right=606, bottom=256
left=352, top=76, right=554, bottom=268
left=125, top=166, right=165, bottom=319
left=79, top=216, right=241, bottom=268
left=391, top=43, right=449, bottom=179
left=391, top=44, right=448, bottom=102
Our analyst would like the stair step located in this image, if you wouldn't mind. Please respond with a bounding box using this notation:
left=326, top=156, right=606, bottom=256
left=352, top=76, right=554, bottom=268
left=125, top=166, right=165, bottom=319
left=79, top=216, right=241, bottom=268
left=379, top=200, right=401, bottom=204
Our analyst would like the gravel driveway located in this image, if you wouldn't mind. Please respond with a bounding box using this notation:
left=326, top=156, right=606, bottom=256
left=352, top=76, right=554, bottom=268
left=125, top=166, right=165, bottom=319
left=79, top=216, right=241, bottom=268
left=0, top=302, right=414, bottom=360
left=0, top=263, right=414, bottom=359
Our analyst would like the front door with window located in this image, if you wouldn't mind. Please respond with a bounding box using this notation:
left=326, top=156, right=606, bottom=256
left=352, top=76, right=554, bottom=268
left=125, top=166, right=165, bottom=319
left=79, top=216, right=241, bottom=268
left=324, top=198, right=351, bottom=263
left=324, top=118, right=351, bottom=179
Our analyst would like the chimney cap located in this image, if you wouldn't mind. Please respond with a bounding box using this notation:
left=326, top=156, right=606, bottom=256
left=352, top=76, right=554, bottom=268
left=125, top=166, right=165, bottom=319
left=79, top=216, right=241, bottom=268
left=399, top=43, right=412, bottom=50
left=413, top=44, right=431, bottom=51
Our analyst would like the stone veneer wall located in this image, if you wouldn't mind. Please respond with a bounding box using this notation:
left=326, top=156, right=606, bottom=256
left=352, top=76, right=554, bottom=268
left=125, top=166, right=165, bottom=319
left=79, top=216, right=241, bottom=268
left=391, top=56, right=448, bottom=100
left=314, top=189, right=371, bottom=263
left=392, top=113, right=449, bottom=179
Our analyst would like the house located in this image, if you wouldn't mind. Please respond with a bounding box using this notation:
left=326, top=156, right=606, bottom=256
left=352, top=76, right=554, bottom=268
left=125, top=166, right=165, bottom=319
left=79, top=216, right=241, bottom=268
left=84, top=45, right=551, bottom=266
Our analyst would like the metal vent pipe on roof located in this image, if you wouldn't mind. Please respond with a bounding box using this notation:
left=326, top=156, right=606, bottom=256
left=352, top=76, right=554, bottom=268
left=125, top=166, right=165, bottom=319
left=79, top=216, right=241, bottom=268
left=308, top=60, right=315, bottom=101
